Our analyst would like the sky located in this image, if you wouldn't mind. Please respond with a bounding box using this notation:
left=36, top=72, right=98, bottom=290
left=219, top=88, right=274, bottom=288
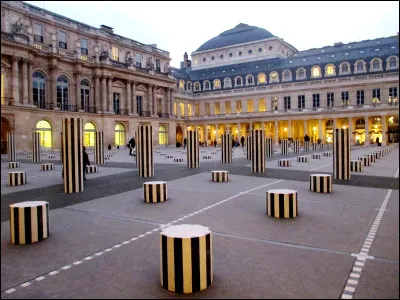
left=25, top=1, right=399, bottom=68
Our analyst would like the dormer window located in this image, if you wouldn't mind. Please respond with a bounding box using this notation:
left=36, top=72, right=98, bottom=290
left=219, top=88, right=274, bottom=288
left=238, top=51, right=242, bottom=56
left=325, top=65, right=335, bottom=76
left=223, top=77, right=232, bottom=88
left=257, top=73, right=266, bottom=84
left=297, top=68, right=306, bottom=80
left=388, top=57, right=398, bottom=69
left=356, top=61, right=365, bottom=73
left=213, top=79, right=221, bottom=89
left=270, top=72, right=279, bottom=83
left=248, top=50, right=252, bottom=55
left=246, top=75, right=254, bottom=85
left=372, top=59, right=380, bottom=71
left=204, top=81, right=210, bottom=90
left=194, top=82, right=200, bottom=91
left=203, top=58, right=207, bottom=62
left=311, top=66, right=321, bottom=77
left=179, top=80, right=185, bottom=90
left=283, top=70, right=291, bottom=81
left=235, top=77, right=242, bottom=86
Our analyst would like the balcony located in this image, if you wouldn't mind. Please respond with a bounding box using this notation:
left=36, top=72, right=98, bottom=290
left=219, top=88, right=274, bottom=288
left=114, top=108, right=129, bottom=115
left=58, top=104, right=78, bottom=112
left=139, top=111, right=151, bottom=117
left=35, top=101, right=53, bottom=110
left=158, top=112, right=169, bottom=118
left=81, top=106, right=97, bottom=113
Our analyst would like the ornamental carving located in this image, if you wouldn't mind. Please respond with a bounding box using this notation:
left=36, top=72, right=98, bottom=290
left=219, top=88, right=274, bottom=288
left=100, top=47, right=109, bottom=60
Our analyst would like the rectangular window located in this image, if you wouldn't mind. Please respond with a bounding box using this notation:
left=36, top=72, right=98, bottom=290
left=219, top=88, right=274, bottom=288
left=247, top=100, right=253, bottom=112
left=298, top=95, right=305, bottom=109
left=236, top=100, right=242, bottom=113
left=33, top=23, right=43, bottom=43
left=327, top=92, right=334, bottom=107
left=81, top=38, right=88, bottom=55
left=214, top=102, right=220, bottom=115
left=58, top=31, right=67, bottom=49
left=284, top=96, right=291, bottom=110
left=372, top=88, right=380, bottom=103
left=225, top=101, right=231, bottom=114
left=113, top=93, right=120, bottom=113
left=312, top=94, right=320, bottom=108
left=135, top=53, right=141, bottom=67
left=188, top=103, right=192, bottom=117
left=271, top=97, right=278, bottom=111
left=258, top=99, right=266, bottom=112
left=195, top=104, right=200, bottom=116
left=357, top=90, right=364, bottom=105
left=173, top=102, right=177, bottom=117
left=156, top=59, right=161, bottom=72
left=112, top=46, right=119, bottom=61
left=137, top=96, right=143, bottom=115
left=389, top=87, right=398, bottom=105
left=341, top=91, right=349, bottom=106
left=180, top=103, right=185, bottom=117
left=205, top=103, right=210, bottom=116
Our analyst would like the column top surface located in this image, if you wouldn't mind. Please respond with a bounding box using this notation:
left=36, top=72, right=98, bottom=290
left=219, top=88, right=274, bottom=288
left=10, top=201, right=48, bottom=208
left=267, top=189, right=297, bottom=194
left=161, top=224, right=211, bottom=238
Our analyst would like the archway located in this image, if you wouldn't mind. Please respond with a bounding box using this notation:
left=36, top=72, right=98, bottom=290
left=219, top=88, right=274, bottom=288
left=355, top=119, right=365, bottom=144
left=84, top=122, right=96, bottom=147
left=325, top=120, right=333, bottom=143
left=1, top=117, right=11, bottom=154
left=176, top=125, right=183, bottom=145
left=115, top=123, right=125, bottom=146
left=36, top=120, right=52, bottom=148
left=159, top=125, right=167, bottom=146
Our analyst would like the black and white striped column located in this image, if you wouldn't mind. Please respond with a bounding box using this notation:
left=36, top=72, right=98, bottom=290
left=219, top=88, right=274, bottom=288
left=174, top=158, right=183, bottom=162
left=138, top=125, right=154, bottom=177
left=60, top=132, right=63, bottom=163
left=281, top=139, right=288, bottom=156
left=310, top=174, right=332, bottom=193
left=95, top=131, right=105, bottom=165
left=369, top=153, right=376, bottom=163
left=62, top=117, right=84, bottom=193
left=187, top=130, right=199, bottom=169
left=211, top=170, right=229, bottom=182
left=297, top=156, right=308, bottom=163
left=7, top=132, right=16, bottom=162
left=246, top=136, right=252, bottom=160
left=8, top=162, right=20, bottom=169
left=266, top=137, right=273, bottom=158
left=144, top=181, right=167, bottom=203
left=350, top=160, right=363, bottom=172
left=323, top=151, right=332, bottom=157
left=9, top=201, right=49, bottom=245
left=293, top=140, right=300, bottom=154
left=160, top=224, right=213, bottom=294
left=32, top=132, right=41, bottom=162
left=278, top=159, right=291, bottom=167
left=312, top=142, right=318, bottom=152
left=8, top=171, right=26, bottom=186
left=333, top=128, right=350, bottom=180
left=304, top=141, right=310, bottom=152
left=86, top=165, right=98, bottom=173
left=221, top=133, right=232, bottom=164
left=251, top=130, right=265, bottom=173
left=266, top=189, right=298, bottom=219
left=40, top=163, right=54, bottom=171
left=358, top=156, right=370, bottom=167
left=312, top=153, right=321, bottom=159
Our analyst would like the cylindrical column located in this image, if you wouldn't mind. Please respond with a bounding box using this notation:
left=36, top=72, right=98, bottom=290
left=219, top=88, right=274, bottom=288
left=333, top=128, right=350, bottom=180
left=126, top=81, right=131, bottom=113
left=187, top=130, right=199, bottom=168
left=95, top=131, right=105, bottom=165
left=144, top=181, right=167, bottom=203
left=304, top=141, right=310, bottom=152
left=221, top=133, right=232, bottom=164
left=266, top=137, right=273, bottom=158
left=364, top=117, right=370, bottom=145
left=107, top=76, right=113, bottom=112
left=28, top=62, right=33, bottom=105
left=102, top=76, right=107, bottom=112
left=138, top=125, right=154, bottom=177
left=281, top=139, right=288, bottom=156
left=94, top=75, right=100, bottom=112
left=310, top=174, right=332, bottom=193
left=274, top=120, right=279, bottom=145
left=62, top=117, right=84, bottom=193
left=160, top=224, right=213, bottom=294
left=251, top=129, right=265, bottom=173
left=312, top=142, right=318, bottom=152
left=12, top=57, right=20, bottom=105
left=7, top=132, right=16, bottom=162
left=148, top=84, right=153, bottom=115
left=22, top=59, right=28, bottom=105
left=32, top=132, right=41, bottom=162
left=132, top=81, right=137, bottom=114
left=293, top=140, right=300, bottom=153
left=266, top=189, right=298, bottom=219
left=246, top=136, right=252, bottom=160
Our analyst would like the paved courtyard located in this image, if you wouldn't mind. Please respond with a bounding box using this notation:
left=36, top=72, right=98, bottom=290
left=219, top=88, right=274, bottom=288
left=1, top=145, right=399, bottom=299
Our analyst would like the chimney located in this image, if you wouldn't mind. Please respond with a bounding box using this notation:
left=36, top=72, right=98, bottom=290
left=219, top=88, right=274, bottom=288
left=99, top=25, right=114, bottom=34
left=183, top=52, right=191, bottom=68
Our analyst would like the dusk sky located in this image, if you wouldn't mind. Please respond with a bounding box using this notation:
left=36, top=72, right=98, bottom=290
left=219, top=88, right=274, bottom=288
left=25, top=1, right=399, bottom=68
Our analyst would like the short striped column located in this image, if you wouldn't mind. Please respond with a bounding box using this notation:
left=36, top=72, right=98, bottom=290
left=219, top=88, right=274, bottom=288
left=174, top=158, right=183, bottom=162
left=297, top=156, right=308, bottom=163
left=304, top=141, right=310, bottom=152
left=203, top=155, right=211, bottom=159
left=138, top=125, right=154, bottom=177
left=310, top=174, right=332, bottom=193
left=211, top=170, right=229, bottom=182
left=281, top=139, right=288, bottom=156
left=333, top=128, right=350, bottom=180
left=374, top=151, right=381, bottom=159
left=40, top=163, right=54, bottom=171
left=32, top=132, right=41, bottom=162
left=266, top=189, right=298, bottom=219
left=160, top=224, right=212, bottom=294
left=8, top=171, right=26, bottom=186
left=293, top=140, right=300, bottom=154
left=350, top=160, right=363, bottom=172
left=221, top=133, right=232, bottom=164
left=265, top=137, right=273, bottom=158
left=323, top=151, right=332, bottom=157
left=312, top=142, right=318, bottom=152
left=86, top=165, right=98, bottom=173
left=319, top=144, right=324, bottom=151
left=144, top=181, right=167, bottom=203
left=9, top=201, right=49, bottom=245
left=246, top=136, right=252, bottom=160
left=7, top=132, right=16, bottom=162
left=358, top=155, right=370, bottom=167
left=312, top=153, right=321, bottom=159
left=95, top=131, right=105, bottom=165
left=278, top=159, right=291, bottom=167
left=165, top=155, right=174, bottom=159
left=62, top=117, right=84, bottom=193
left=187, top=130, right=199, bottom=168
left=251, top=130, right=265, bottom=173
left=369, top=153, right=376, bottom=163
left=8, top=162, right=20, bottom=169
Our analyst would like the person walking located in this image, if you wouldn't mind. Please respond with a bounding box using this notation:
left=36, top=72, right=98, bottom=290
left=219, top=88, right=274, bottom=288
left=304, top=134, right=310, bottom=142
left=183, top=138, right=187, bottom=149
left=240, top=136, right=245, bottom=148
left=128, top=137, right=136, bottom=156
left=83, top=146, right=90, bottom=180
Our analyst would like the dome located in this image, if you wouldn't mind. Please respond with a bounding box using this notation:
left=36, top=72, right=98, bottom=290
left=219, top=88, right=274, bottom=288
left=195, top=23, right=276, bottom=52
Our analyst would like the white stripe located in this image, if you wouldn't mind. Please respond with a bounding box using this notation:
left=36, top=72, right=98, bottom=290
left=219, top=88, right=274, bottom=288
left=20, top=282, right=31, bottom=287
left=341, top=294, right=352, bottom=299
left=48, top=271, right=58, bottom=275
left=5, top=288, right=16, bottom=294
left=84, top=256, right=93, bottom=260
left=347, top=279, right=358, bottom=285
left=73, top=261, right=82, bottom=265
left=350, top=273, right=360, bottom=279
left=105, top=248, right=112, bottom=252
left=35, top=276, right=45, bottom=281
left=345, top=286, right=355, bottom=293
left=61, top=265, right=71, bottom=270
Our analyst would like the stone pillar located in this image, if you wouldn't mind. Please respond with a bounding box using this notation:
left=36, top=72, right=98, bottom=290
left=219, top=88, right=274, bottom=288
left=348, top=117, right=353, bottom=146
left=274, top=120, right=279, bottom=145
left=50, top=65, right=58, bottom=109
left=126, top=81, right=131, bottom=113
left=108, top=76, right=113, bottom=112
left=152, top=85, right=157, bottom=116
left=22, top=59, right=28, bottom=105
left=281, top=139, right=288, bottom=156
left=94, top=75, right=100, bottom=112
left=12, top=57, right=20, bottom=105
left=177, top=101, right=181, bottom=119
left=288, top=120, right=292, bottom=139
left=251, top=129, right=265, bottom=173
left=246, top=136, right=252, bottom=160
left=205, top=125, right=209, bottom=146
left=318, top=119, right=322, bottom=140
left=28, top=62, right=33, bottom=105
left=137, top=125, right=154, bottom=177
left=95, top=131, right=104, bottom=165
left=333, top=128, right=350, bottom=180
left=7, top=132, right=16, bottom=162
left=102, top=76, right=107, bottom=113
left=221, top=133, right=232, bottom=164
left=132, top=81, right=137, bottom=115
left=266, top=137, right=273, bottom=158
left=32, top=132, right=41, bottom=162
left=62, top=117, right=84, bottom=193
left=169, top=89, right=173, bottom=117
left=381, top=115, right=387, bottom=146
left=184, top=102, right=188, bottom=118
left=364, top=116, right=370, bottom=145
left=166, top=88, right=171, bottom=117
left=75, top=71, right=81, bottom=108
left=187, top=130, right=199, bottom=168
left=304, top=141, right=310, bottom=152
left=303, top=120, right=308, bottom=138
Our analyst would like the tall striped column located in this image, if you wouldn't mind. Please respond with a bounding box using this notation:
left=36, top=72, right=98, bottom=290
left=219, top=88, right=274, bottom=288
left=138, top=125, right=154, bottom=177
left=187, top=130, right=199, bottom=168
left=266, top=137, right=273, bottom=158
left=62, top=117, right=84, bottom=193
left=281, top=139, right=288, bottom=156
left=304, top=141, right=310, bottom=152
left=32, top=132, right=41, bottom=162
left=95, top=131, right=105, bottom=165
left=221, top=133, right=232, bottom=164
left=60, top=132, right=63, bottom=163
left=135, top=131, right=138, bottom=167
left=7, top=132, right=16, bottom=162
left=333, top=128, right=350, bottom=180
left=293, top=140, right=300, bottom=153
left=312, top=142, right=318, bottom=152
left=246, top=136, right=252, bottom=160
left=251, top=129, right=265, bottom=173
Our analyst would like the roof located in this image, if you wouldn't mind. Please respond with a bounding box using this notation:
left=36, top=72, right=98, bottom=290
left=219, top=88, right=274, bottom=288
left=195, top=23, right=276, bottom=52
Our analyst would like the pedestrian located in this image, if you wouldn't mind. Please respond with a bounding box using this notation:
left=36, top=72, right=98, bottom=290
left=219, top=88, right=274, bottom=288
left=83, top=146, right=90, bottom=180
left=183, top=138, right=187, bottom=149
left=240, top=136, right=245, bottom=148
left=317, top=138, right=321, bottom=145
left=128, top=137, right=136, bottom=156
left=304, top=134, right=310, bottom=142
left=214, top=140, right=217, bottom=147
left=107, top=144, right=112, bottom=150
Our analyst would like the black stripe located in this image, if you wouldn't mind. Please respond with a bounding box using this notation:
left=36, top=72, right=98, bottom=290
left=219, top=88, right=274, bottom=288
left=174, top=238, right=183, bottom=293
left=24, top=207, right=32, bottom=244
left=156, top=184, right=161, bottom=202
left=37, top=205, right=43, bottom=241
left=270, top=193, right=275, bottom=216
left=289, top=193, right=294, bottom=218
left=13, top=207, right=19, bottom=245
left=320, top=176, right=324, bottom=193
left=206, top=234, right=211, bottom=287
left=295, top=192, right=298, bottom=216
left=191, top=237, right=200, bottom=292
left=161, top=235, right=168, bottom=289
left=279, top=193, right=285, bottom=218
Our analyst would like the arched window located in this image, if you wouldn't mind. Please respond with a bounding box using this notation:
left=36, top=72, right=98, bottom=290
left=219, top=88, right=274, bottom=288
left=194, top=82, right=200, bottom=91
left=84, top=122, right=96, bottom=147
left=283, top=70, right=291, bottom=81
left=204, top=81, right=210, bottom=90
left=223, top=77, right=232, bottom=88
left=36, top=120, right=52, bottom=148
left=311, top=66, right=321, bottom=77
left=388, top=57, right=397, bottom=69
left=326, top=120, right=334, bottom=128
left=356, top=61, right=364, bottom=72
left=269, top=72, right=279, bottom=83
left=213, top=79, right=221, bottom=89
left=257, top=73, right=266, bottom=84
left=297, top=68, right=305, bottom=79
left=33, top=71, right=46, bottom=108
left=57, top=75, right=69, bottom=109
left=235, top=77, right=242, bottom=86
left=159, top=125, right=167, bottom=145
left=81, top=79, right=90, bottom=111
left=115, top=123, right=125, bottom=146
left=179, top=80, right=185, bottom=90
left=341, top=63, right=349, bottom=74
left=372, top=59, right=380, bottom=70
left=187, top=82, right=192, bottom=91
left=355, top=119, right=365, bottom=128
left=325, top=65, right=335, bottom=76
left=246, top=75, right=254, bottom=85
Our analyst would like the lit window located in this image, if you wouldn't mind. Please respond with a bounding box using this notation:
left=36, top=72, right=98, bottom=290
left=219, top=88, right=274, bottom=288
left=326, top=65, right=334, bottom=76
left=36, top=120, right=52, bottom=148
left=258, top=99, right=266, bottom=112
left=270, top=72, right=279, bottom=82
left=112, top=46, right=119, bottom=61
left=84, top=122, right=96, bottom=147
left=159, top=125, right=167, bottom=145
left=115, top=124, right=125, bottom=146
left=312, top=67, right=320, bottom=77
left=258, top=73, right=266, bottom=84
left=214, top=79, right=221, bottom=89
left=179, top=80, right=185, bottom=90
left=247, top=100, right=253, bottom=112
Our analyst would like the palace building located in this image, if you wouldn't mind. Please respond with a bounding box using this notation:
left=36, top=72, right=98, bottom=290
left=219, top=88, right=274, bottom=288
left=1, top=1, right=399, bottom=153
